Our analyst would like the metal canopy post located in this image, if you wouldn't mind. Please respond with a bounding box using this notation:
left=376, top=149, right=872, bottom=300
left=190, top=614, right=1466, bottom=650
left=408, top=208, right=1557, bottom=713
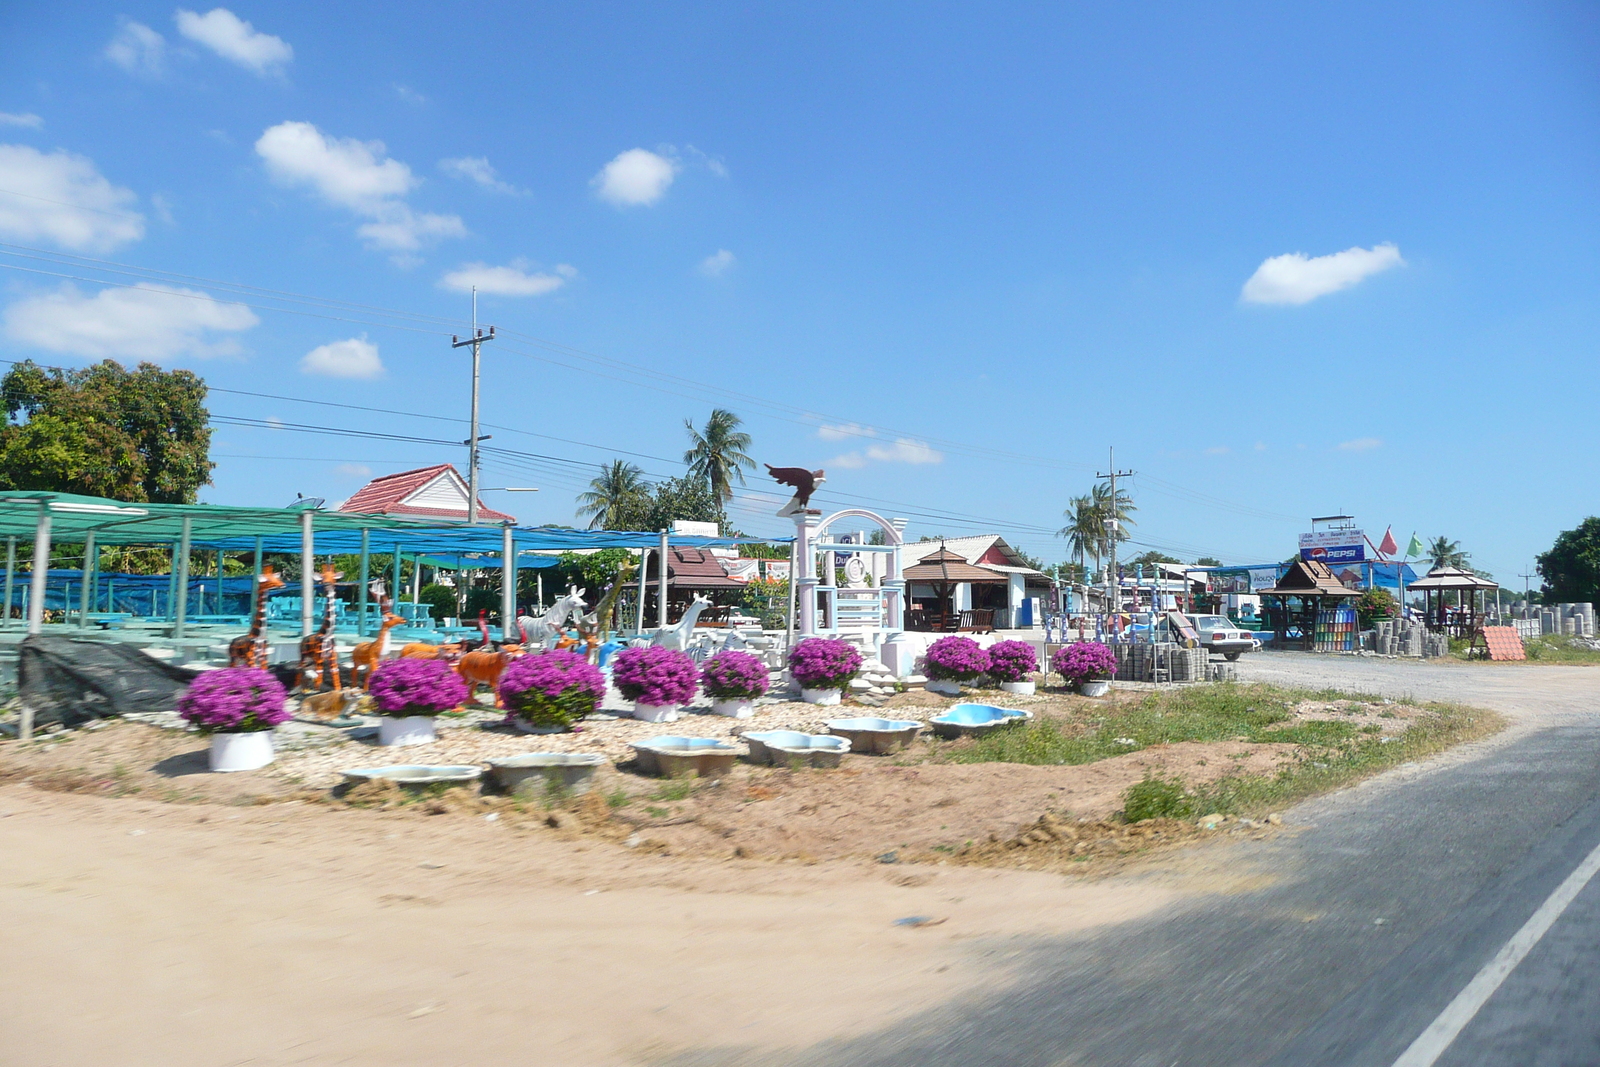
left=658, top=529, right=669, bottom=628
left=636, top=548, right=650, bottom=633
left=2, top=535, right=15, bottom=630
left=26, top=504, right=51, bottom=635
left=501, top=523, right=516, bottom=641
left=357, top=528, right=370, bottom=637
left=391, top=545, right=402, bottom=616
left=299, top=509, right=314, bottom=638
left=78, top=531, right=96, bottom=630
left=173, top=516, right=192, bottom=639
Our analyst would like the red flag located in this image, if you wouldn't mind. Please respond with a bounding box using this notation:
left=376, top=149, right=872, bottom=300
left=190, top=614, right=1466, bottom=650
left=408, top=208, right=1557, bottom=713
left=1378, top=526, right=1399, bottom=557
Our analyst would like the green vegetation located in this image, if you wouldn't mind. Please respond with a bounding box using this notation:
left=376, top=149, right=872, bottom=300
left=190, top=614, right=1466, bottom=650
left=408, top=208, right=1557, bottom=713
left=651, top=776, right=697, bottom=802
left=1519, top=634, right=1600, bottom=665
left=1122, top=774, right=1194, bottom=821
left=1536, top=517, right=1600, bottom=607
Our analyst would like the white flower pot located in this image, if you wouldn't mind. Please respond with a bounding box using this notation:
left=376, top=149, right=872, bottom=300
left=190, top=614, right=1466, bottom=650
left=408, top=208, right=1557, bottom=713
left=1000, top=681, right=1036, bottom=696
left=512, top=717, right=569, bottom=734
left=631, top=703, right=682, bottom=723
left=710, top=698, right=755, bottom=718
left=1079, top=680, right=1112, bottom=697
left=924, top=678, right=963, bottom=696
left=378, top=715, right=437, bottom=746
left=800, top=687, right=842, bottom=706
left=209, top=730, right=274, bottom=772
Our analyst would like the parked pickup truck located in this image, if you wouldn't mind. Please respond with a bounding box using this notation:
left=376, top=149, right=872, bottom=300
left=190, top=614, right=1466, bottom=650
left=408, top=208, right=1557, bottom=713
left=1186, top=615, right=1258, bottom=660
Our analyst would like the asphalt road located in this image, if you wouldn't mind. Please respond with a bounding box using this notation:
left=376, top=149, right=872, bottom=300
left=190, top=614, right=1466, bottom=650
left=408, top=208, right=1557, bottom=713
left=672, top=655, right=1600, bottom=1067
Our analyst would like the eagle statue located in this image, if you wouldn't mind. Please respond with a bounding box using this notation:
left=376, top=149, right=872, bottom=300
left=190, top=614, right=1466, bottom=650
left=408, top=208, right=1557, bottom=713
left=766, top=464, right=826, bottom=517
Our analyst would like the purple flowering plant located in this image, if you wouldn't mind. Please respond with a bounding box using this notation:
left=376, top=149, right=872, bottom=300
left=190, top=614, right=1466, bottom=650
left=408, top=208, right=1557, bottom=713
left=177, top=668, right=290, bottom=734
left=985, top=640, right=1039, bottom=683
left=1054, top=641, right=1117, bottom=686
left=369, top=657, right=468, bottom=717
left=497, top=650, right=606, bottom=730
left=611, top=645, right=698, bottom=707
left=788, top=638, right=862, bottom=691
left=700, top=650, right=770, bottom=701
left=923, top=635, right=991, bottom=682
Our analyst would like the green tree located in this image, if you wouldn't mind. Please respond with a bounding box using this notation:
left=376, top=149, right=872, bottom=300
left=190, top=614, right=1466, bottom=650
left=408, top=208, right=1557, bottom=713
left=1196, top=556, right=1222, bottom=567
left=0, top=359, right=213, bottom=502
left=1356, top=587, right=1398, bottom=627
left=1426, top=536, right=1471, bottom=570
left=576, top=460, right=648, bottom=530
left=1536, top=517, right=1600, bottom=606
left=1059, top=494, right=1102, bottom=575
left=683, top=408, right=754, bottom=504
left=1125, top=550, right=1180, bottom=569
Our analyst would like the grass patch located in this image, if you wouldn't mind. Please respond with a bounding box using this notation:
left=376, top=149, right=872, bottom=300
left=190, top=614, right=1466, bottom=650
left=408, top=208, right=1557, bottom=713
left=651, top=777, right=697, bottom=802
left=1123, top=775, right=1194, bottom=821
left=1512, top=635, right=1600, bottom=665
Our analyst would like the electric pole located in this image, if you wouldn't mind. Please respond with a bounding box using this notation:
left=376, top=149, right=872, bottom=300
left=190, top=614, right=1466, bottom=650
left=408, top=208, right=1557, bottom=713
left=1097, top=446, right=1134, bottom=617
left=1519, top=567, right=1537, bottom=608
left=452, top=286, right=495, bottom=524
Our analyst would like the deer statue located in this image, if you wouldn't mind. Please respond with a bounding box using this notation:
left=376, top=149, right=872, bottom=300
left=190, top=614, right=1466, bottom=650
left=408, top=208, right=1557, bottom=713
left=650, top=593, right=714, bottom=651
left=575, top=561, right=636, bottom=661
left=518, top=588, right=588, bottom=649
left=350, top=592, right=405, bottom=690
left=228, top=565, right=286, bottom=668
left=296, top=564, right=342, bottom=692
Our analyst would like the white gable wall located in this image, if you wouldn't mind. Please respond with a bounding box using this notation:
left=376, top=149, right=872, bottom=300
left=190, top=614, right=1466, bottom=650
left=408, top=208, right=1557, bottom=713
left=404, top=471, right=472, bottom=512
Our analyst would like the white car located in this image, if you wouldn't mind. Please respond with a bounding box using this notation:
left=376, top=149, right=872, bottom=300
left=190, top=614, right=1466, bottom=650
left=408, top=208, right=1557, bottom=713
left=1187, top=615, right=1256, bottom=661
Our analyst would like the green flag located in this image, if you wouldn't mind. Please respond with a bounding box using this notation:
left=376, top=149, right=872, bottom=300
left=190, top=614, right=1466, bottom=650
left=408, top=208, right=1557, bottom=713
left=1405, top=533, right=1425, bottom=558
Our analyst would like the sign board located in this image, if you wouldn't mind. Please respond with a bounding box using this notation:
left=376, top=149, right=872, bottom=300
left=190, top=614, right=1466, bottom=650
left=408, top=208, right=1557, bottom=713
left=1300, top=529, right=1365, bottom=565
left=762, top=560, right=791, bottom=580
left=671, top=520, right=720, bottom=537
left=723, top=558, right=760, bottom=583
left=1249, top=567, right=1282, bottom=592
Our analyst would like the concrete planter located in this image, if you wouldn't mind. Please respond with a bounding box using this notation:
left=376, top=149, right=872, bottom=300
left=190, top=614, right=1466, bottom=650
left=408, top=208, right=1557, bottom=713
left=1079, top=679, right=1112, bottom=697
left=512, top=717, right=570, bottom=734
left=824, top=717, right=923, bottom=755
left=488, top=752, right=606, bottom=796
left=744, top=730, right=852, bottom=769
left=999, top=680, right=1036, bottom=696
left=629, top=736, right=737, bottom=776
left=631, top=703, right=682, bottom=723
left=800, top=687, right=842, bottom=706
left=342, top=764, right=482, bottom=789
left=654, top=747, right=738, bottom=779
left=209, top=730, right=274, bottom=772
left=929, top=703, right=1033, bottom=740
left=710, top=698, right=756, bottom=718
left=924, top=678, right=964, bottom=696
left=378, top=715, right=437, bottom=746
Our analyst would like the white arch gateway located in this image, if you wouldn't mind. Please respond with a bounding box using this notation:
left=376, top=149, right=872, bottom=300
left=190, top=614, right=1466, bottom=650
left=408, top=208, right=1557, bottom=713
left=791, top=507, right=905, bottom=642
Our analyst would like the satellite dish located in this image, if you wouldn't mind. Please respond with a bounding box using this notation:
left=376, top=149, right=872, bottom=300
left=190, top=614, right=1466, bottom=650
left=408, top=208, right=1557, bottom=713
left=287, top=494, right=326, bottom=510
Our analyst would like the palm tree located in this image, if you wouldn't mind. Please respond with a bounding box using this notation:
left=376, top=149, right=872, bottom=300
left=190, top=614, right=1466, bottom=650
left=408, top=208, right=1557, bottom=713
left=1089, top=479, right=1136, bottom=560
left=1427, top=536, right=1470, bottom=570
left=577, top=460, right=647, bottom=530
left=1058, top=494, right=1101, bottom=577
left=683, top=408, right=754, bottom=504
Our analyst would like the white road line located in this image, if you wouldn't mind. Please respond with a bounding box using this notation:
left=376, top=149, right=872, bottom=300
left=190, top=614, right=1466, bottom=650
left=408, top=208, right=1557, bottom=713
left=1391, top=834, right=1600, bottom=1067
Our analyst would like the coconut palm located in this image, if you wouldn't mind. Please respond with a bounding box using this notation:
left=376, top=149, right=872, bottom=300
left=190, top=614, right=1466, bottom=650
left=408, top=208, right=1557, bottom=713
left=1058, top=494, right=1102, bottom=575
left=1427, top=536, right=1470, bottom=570
left=683, top=408, right=755, bottom=504
left=577, top=460, right=648, bottom=530
left=1089, top=480, right=1136, bottom=559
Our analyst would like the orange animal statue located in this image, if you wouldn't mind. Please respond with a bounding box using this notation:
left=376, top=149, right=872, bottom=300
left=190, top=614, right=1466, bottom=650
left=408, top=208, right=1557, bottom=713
left=296, top=564, right=342, bottom=692
left=454, top=625, right=525, bottom=694
left=400, top=640, right=463, bottom=660
left=350, top=596, right=405, bottom=690
left=228, top=565, right=285, bottom=668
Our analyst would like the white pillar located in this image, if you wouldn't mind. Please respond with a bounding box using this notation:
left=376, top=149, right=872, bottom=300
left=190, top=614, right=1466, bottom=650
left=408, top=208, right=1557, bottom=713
left=794, top=515, right=817, bottom=638
left=501, top=523, right=517, bottom=641
left=635, top=548, right=650, bottom=633
left=299, top=509, right=314, bottom=637
left=657, top=529, right=669, bottom=628
left=26, top=504, right=51, bottom=635
left=3, top=535, right=15, bottom=630
left=173, top=516, right=192, bottom=639
left=78, top=531, right=96, bottom=630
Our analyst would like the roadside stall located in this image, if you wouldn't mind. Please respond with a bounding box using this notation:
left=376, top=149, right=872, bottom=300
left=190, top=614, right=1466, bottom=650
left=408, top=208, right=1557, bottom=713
left=1258, top=558, right=1361, bottom=652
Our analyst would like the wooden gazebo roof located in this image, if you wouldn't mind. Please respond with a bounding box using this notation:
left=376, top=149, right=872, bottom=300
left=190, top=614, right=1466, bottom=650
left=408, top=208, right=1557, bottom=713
left=1406, top=565, right=1498, bottom=591
left=902, top=546, right=1008, bottom=584
left=1259, top=558, right=1359, bottom=598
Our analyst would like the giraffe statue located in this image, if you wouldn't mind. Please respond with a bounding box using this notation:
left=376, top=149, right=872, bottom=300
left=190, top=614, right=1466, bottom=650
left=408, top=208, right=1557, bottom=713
left=228, top=565, right=286, bottom=668
left=351, top=593, right=405, bottom=689
left=297, top=564, right=342, bottom=692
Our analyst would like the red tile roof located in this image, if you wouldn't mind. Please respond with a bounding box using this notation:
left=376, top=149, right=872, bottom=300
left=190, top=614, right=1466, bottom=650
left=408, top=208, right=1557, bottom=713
left=643, top=546, right=743, bottom=589
left=338, top=464, right=516, bottom=524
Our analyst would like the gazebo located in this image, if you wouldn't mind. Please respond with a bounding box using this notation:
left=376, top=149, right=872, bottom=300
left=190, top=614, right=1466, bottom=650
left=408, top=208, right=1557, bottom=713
left=1406, top=565, right=1499, bottom=636
left=1258, top=558, right=1361, bottom=651
left=902, top=545, right=1007, bottom=632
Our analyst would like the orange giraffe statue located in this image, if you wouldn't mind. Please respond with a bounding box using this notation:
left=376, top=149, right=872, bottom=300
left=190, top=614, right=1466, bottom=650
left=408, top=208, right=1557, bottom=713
left=228, top=565, right=285, bottom=668
left=350, top=595, right=406, bottom=689
left=296, top=564, right=342, bottom=692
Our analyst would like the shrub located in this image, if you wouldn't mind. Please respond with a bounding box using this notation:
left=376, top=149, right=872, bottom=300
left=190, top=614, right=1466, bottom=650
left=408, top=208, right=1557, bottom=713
left=1054, top=641, right=1117, bottom=686
left=700, top=650, right=770, bottom=700
left=369, top=658, right=469, bottom=717
left=1356, top=587, right=1397, bottom=628
left=1122, top=774, right=1194, bottom=822
left=985, top=640, right=1038, bottom=683
left=612, top=645, right=698, bottom=707
left=923, top=635, right=990, bottom=682
left=788, top=638, right=862, bottom=690
left=177, top=668, right=289, bottom=733
left=417, top=583, right=457, bottom=622
left=498, top=649, right=607, bottom=730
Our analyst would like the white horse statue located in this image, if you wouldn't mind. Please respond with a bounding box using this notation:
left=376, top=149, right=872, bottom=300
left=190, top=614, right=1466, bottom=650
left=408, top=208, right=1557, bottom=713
left=649, top=594, right=713, bottom=651
left=518, top=588, right=588, bottom=649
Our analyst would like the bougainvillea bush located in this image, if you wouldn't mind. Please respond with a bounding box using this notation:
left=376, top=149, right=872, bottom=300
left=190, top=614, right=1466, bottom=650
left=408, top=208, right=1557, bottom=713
left=498, top=649, right=606, bottom=730
left=369, top=657, right=469, bottom=717
left=923, top=635, right=991, bottom=682
left=177, top=668, right=290, bottom=733
left=788, top=638, right=862, bottom=691
left=1054, top=641, right=1118, bottom=686
left=611, top=645, right=698, bottom=707
left=985, top=640, right=1039, bottom=683
left=700, top=650, right=770, bottom=700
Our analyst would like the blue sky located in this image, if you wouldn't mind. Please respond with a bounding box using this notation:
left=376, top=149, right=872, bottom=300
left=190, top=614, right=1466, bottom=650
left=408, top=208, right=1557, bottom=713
left=1, top=2, right=1597, bottom=583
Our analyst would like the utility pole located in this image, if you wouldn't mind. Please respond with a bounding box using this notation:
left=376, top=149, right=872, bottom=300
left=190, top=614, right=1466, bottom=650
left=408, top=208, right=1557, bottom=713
left=1519, top=567, right=1537, bottom=610
left=1097, top=446, right=1134, bottom=617
left=452, top=286, right=496, bottom=524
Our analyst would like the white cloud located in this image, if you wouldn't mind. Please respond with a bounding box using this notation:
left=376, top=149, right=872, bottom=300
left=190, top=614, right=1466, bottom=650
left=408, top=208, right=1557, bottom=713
left=440, top=156, right=518, bottom=194
left=1204, top=445, right=1230, bottom=455
left=301, top=336, right=384, bottom=379
left=699, top=249, right=736, bottom=277
left=336, top=463, right=373, bottom=477
left=830, top=437, right=943, bottom=469
left=1337, top=436, right=1383, bottom=452
left=265, top=415, right=284, bottom=430
left=1241, top=243, right=1404, bottom=305
left=439, top=260, right=575, bottom=297
left=592, top=148, right=678, bottom=207
left=105, top=20, right=166, bottom=76
left=3, top=283, right=257, bottom=361
left=175, top=8, right=292, bottom=75
left=0, top=144, right=145, bottom=252
left=393, top=84, right=426, bottom=105
left=0, top=113, right=42, bottom=129
left=816, top=422, right=873, bottom=442
left=255, top=121, right=464, bottom=253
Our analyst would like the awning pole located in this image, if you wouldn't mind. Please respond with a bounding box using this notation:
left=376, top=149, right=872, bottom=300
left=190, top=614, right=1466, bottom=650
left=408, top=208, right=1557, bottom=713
left=357, top=528, right=370, bottom=638
left=26, top=503, right=51, bottom=635
left=635, top=548, right=649, bottom=633
left=299, top=509, right=314, bottom=638
left=3, top=535, right=16, bottom=630
left=658, top=529, right=669, bottom=628
left=391, top=544, right=402, bottom=616
left=78, top=531, right=96, bottom=630
left=174, top=516, right=192, bottom=639
left=501, top=524, right=516, bottom=641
